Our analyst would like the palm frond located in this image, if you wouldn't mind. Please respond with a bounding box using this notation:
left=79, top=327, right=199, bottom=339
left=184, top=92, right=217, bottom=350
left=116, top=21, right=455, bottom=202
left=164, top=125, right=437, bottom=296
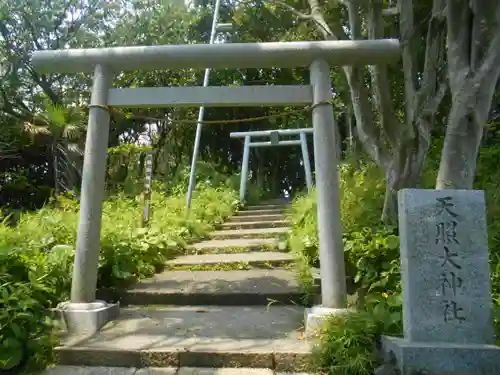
left=45, top=104, right=67, bottom=129
left=23, top=122, right=52, bottom=137
left=55, top=143, right=81, bottom=193
left=67, top=142, right=84, bottom=156
left=66, top=106, right=87, bottom=124
left=0, top=143, right=19, bottom=160
left=63, top=124, right=85, bottom=139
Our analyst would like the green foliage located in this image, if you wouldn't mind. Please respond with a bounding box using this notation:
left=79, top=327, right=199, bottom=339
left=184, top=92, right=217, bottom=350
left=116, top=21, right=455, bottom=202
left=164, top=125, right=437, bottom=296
left=0, top=275, right=59, bottom=372
left=338, top=160, right=386, bottom=233
left=107, top=144, right=153, bottom=196
left=309, top=312, right=381, bottom=375
left=288, top=161, right=386, bottom=267
left=0, top=171, right=239, bottom=372
left=345, top=227, right=400, bottom=294
left=167, top=161, right=263, bottom=205
left=288, top=139, right=500, bottom=372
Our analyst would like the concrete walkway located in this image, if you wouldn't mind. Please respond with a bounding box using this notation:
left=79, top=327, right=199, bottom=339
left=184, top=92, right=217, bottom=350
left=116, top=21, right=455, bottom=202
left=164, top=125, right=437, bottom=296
left=50, top=200, right=314, bottom=374
left=42, top=366, right=309, bottom=374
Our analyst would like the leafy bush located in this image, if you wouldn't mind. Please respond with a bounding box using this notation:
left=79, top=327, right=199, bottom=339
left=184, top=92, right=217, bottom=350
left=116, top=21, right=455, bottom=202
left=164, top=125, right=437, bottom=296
left=0, top=170, right=239, bottom=372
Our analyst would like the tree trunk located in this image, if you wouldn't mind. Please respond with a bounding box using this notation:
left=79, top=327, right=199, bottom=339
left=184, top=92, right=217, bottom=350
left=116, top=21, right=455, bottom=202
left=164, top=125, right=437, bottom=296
left=381, top=131, right=430, bottom=221
left=436, top=110, right=483, bottom=189
left=436, top=0, right=500, bottom=189
left=346, top=103, right=354, bottom=153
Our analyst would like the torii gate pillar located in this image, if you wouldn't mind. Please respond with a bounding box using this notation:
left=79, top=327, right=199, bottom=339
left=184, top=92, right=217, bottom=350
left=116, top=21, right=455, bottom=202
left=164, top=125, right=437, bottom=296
left=304, top=59, right=349, bottom=335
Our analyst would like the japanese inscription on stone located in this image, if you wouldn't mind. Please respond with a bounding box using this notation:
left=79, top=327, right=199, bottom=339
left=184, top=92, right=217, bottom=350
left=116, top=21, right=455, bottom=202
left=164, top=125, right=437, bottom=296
left=435, top=196, right=465, bottom=323
left=398, top=189, right=495, bottom=344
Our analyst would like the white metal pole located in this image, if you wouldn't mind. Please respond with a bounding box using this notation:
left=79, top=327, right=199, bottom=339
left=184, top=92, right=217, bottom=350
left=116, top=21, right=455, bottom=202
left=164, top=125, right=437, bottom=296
left=310, top=59, right=347, bottom=309
left=300, top=131, right=313, bottom=191
left=71, top=64, right=112, bottom=303
left=142, top=151, right=153, bottom=226
left=185, top=0, right=223, bottom=212
left=239, top=135, right=251, bottom=202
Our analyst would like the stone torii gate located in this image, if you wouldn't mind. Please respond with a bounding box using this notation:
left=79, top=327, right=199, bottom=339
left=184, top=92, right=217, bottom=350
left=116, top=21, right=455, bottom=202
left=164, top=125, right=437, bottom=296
left=32, top=39, right=400, bottom=335
left=230, top=128, right=314, bottom=201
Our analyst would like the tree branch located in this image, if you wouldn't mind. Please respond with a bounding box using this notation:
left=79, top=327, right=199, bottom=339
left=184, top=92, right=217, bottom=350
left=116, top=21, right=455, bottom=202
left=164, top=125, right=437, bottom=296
left=307, top=0, right=338, bottom=39
left=469, top=0, right=500, bottom=72
left=468, top=31, right=500, bottom=126
left=21, top=12, right=43, bottom=50
left=26, top=65, right=61, bottom=105
left=414, top=0, right=446, bottom=123
left=344, top=65, right=389, bottom=165
left=421, top=80, right=448, bottom=117
left=446, top=0, right=472, bottom=91
left=272, top=0, right=312, bottom=19
left=398, top=0, right=418, bottom=122
left=342, top=0, right=389, bottom=165
left=346, top=0, right=362, bottom=39
left=367, top=0, right=401, bottom=148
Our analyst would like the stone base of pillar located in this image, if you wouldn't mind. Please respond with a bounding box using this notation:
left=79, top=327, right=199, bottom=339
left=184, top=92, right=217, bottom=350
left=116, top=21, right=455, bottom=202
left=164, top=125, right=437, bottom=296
left=376, top=336, right=500, bottom=375
left=304, top=305, right=352, bottom=339
left=54, top=300, right=120, bottom=336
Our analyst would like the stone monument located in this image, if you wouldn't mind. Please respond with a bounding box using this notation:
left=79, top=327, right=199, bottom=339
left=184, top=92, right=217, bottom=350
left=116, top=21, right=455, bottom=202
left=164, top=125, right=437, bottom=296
left=378, top=189, right=500, bottom=375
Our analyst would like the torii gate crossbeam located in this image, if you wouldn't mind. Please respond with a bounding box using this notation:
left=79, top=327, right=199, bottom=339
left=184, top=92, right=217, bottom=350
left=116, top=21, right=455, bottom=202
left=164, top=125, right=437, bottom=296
left=31, top=38, right=400, bottom=337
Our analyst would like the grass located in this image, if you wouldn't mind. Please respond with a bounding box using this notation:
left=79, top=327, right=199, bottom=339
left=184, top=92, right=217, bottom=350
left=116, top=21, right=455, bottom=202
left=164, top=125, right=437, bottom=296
left=185, top=244, right=283, bottom=255
left=167, top=262, right=253, bottom=271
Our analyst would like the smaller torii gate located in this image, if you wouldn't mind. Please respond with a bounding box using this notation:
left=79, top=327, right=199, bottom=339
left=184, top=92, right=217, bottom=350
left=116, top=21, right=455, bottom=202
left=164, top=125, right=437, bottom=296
left=230, top=128, right=313, bottom=201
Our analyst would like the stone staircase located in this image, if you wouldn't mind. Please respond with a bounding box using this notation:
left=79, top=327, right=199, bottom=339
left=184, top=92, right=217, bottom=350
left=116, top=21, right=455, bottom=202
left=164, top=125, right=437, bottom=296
left=48, top=200, right=313, bottom=374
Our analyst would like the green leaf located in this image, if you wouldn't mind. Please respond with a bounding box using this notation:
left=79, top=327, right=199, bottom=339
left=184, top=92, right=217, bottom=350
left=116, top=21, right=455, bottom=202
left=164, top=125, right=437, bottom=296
left=16, top=312, right=33, bottom=320
left=354, top=273, right=362, bottom=283
left=368, top=277, right=389, bottom=292
left=0, top=337, right=24, bottom=370
left=386, top=294, right=402, bottom=308
left=386, top=236, right=399, bottom=250
left=0, top=344, right=24, bottom=370
left=389, top=311, right=402, bottom=325
left=493, top=305, right=500, bottom=320
left=9, top=323, right=24, bottom=339
left=1, top=287, right=8, bottom=300
left=372, top=302, right=387, bottom=319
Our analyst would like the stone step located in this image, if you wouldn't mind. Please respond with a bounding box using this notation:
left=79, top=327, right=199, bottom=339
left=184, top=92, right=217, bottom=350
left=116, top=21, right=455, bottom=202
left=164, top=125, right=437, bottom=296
left=42, top=367, right=312, bottom=375
left=227, top=214, right=285, bottom=223
left=209, top=227, right=289, bottom=240
left=244, top=204, right=288, bottom=211
left=103, top=269, right=304, bottom=306
left=167, top=252, right=295, bottom=269
left=220, top=220, right=289, bottom=230
left=236, top=208, right=285, bottom=216
left=260, top=198, right=291, bottom=205
left=187, top=238, right=282, bottom=253
left=56, top=306, right=311, bottom=372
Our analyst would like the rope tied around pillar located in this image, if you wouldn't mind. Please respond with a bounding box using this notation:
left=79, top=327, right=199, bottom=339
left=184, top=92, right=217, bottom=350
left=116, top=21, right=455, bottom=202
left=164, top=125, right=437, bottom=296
left=87, top=100, right=334, bottom=125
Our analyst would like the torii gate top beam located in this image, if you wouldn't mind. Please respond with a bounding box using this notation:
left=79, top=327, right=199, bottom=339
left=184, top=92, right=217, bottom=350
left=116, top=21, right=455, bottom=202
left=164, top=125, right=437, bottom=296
left=230, top=128, right=313, bottom=138
left=31, top=39, right=400, bottom=73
